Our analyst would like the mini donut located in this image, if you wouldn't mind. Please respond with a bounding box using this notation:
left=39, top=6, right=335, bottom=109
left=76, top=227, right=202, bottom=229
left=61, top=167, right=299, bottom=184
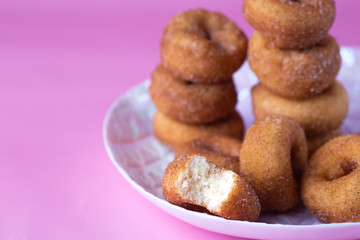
left=153, top=111, right=244, bottom=148
left=243, top=0, right=335, bottom=49
left=302, top=135, right=360, bottom=223
left=162, top=154, right=260, bottom=220
left=307, top=128, right=341, bottom=156
left=248, top=31, right=340, bottom=99
left=161, top=9, right=247, bottom=83
left=251, top=81, right=349, bottom=137
left=149, top=65, right=237, bottom=124
left=172, top=136, right=242, bottom=174
left=239, top=115, right=308, bottom=211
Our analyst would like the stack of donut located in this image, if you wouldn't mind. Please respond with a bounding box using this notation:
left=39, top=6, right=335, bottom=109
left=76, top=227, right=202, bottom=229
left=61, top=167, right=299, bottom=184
left=150, top=9, right=248, bottom=148
left=243, top=0, right=349, bottom=156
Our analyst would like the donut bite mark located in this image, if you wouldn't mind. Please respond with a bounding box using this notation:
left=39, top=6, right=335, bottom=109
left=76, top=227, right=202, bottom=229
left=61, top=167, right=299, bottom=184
left=243, top=0, right=335, bottom=49
left=173, top=136, right=242, bottom=174
left=161, top=9, right=247, bottom=83
left=239, top=115, right=308, bottom=212
left=302, top=135, right=360, bottom=223
left=162, top=154, right=260, bottom=221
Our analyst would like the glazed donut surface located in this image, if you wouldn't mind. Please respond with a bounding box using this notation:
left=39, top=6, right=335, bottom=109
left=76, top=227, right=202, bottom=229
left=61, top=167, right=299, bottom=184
left=243, top=0, right=335, bottom=49
left=251, top=81, right=349, bottom=137
left=149, top=65, right=237, bottom=124
left=302, top=135, right=360, bottom=223
left=161, top=9, right=247, bottom=83
left=248, top=31, right=340, bottom=99
left=239, top=115, right=308, bottom=211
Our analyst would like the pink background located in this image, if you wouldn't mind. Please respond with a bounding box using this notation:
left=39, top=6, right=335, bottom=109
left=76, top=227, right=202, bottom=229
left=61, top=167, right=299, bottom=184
left=1, top=0, right=359, bottom=239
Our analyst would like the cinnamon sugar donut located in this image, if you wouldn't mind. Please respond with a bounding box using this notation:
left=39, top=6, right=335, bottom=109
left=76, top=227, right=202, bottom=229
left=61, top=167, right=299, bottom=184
left=239, top=115, right=308, bottom=211
left=302, top=135, right=360, bottom=223
left=248, top=31, right=340, bottom=99
left=149, top=65, right=237, bottom=124
left=162, top=154, right=260, bottom=220
left=153, top=111, right=244, bottom=148
left=161, top=9, right=247, bottom=83
left=307, top=128, right=341, bottom=156
left=251, top=81, right=349, bottom=137
left=173, top=136, right=242, bottom=174
left=243, top=0, right=335, bottom=49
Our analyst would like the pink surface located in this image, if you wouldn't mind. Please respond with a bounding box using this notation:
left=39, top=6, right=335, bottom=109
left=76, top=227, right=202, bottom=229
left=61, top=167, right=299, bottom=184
left=1, top=1, right=359, bottom=239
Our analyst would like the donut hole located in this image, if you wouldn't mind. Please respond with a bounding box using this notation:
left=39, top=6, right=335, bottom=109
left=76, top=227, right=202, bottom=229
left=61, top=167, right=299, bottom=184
left=177, top=155, right=236, bottom=212
left=341, top=160, right=358, bottom=177
left=325, top=160, right=358, bottom=181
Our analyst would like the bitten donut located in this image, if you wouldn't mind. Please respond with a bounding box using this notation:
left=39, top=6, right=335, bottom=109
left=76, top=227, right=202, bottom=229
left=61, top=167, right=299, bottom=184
left=161, top=9, right=247, bottom=83
left=239, top=115, right=308, bottom=211
left=153, top=111, right=244, bottom=148
left=149, top=65, right=237, bottom=124
left=307, top=128, right=341, bottom=156
left=302, top=135, right=360, bottom=223
left=162, top=154, right=260, bottom=220
left=243, top=0, right=335, bottom=49
left=248, top=31, right=340, bottom=99
left=252, top=81, right=349, bottom=137
left=173, top=136, right=242, bottom=174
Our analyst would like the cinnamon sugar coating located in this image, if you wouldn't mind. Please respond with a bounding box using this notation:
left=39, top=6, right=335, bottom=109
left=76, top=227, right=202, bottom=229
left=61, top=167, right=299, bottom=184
left=243, top=0, right=335, bottom=49
left=248, top=31, right=340, bottom=99
left=161, top=9, right=247, bottom=83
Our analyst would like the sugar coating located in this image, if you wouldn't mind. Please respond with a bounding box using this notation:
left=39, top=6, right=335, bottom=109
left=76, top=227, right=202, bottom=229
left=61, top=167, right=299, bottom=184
left=161, top=9, right=247, bottom=83
left=251, top=81, right=349, bottom=137
left=150, top=65, right=237, bottom=124
left=248, top=31, right=340, bottom=99
left=302, top=135, right=360, bottom=223
left=243, top=0, right=335, bottom=49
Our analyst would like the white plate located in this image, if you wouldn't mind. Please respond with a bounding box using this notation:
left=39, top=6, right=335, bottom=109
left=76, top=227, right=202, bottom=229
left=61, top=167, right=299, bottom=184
left=103, top=47, right=360, bottom=240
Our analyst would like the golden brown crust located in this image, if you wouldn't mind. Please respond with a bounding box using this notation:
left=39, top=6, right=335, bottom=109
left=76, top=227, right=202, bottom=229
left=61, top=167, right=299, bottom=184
left=149, top=65, right=237, bottom=124
left=161, top=9, right=247, bottom=83
left=162, top=154, right=260, bottom=220
left=251, top=81, right=349, bottom=137
left=301, top=135, right=360, bottom=223
left=307, top=128, right=341, bottom=157
left=173, top=136, right=242, bottom=174
left=239, top=115, right=308, bottom=211
left=243, top=0, right=335, bottom=49
left=248, top=32, right=340, bottom=99
left=153, top=111, right=244, bottom=148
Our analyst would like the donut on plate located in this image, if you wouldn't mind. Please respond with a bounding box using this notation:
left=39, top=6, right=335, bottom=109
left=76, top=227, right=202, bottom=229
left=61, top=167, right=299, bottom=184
left=162, top=154, right=260, bottom=220
left=239, top=115, right=308, bottom=211
left=307, top=128, right=341, bottom=157
left=251, top=81, right=349, bottom=137
left=172, top=136, right=242, bottom=174
left=248, top=31, right=340, bottom=99
left=243, top=0, right=335, bottom=49
left=153, top=111, right=244, bottom=148
left=302, top=135, right=360, bottom=223
left=161, top=9, right=247, bottom=83
left=149, top=65, right=237, bottom=124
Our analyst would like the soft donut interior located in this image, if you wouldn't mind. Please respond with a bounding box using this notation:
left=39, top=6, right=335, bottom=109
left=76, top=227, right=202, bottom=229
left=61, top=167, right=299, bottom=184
left=177, top=155, right=236, bottom=212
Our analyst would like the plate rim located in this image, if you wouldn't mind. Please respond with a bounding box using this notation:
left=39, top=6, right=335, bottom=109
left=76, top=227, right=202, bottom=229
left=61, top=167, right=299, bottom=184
left=103, top=67, right=360, bottom=238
